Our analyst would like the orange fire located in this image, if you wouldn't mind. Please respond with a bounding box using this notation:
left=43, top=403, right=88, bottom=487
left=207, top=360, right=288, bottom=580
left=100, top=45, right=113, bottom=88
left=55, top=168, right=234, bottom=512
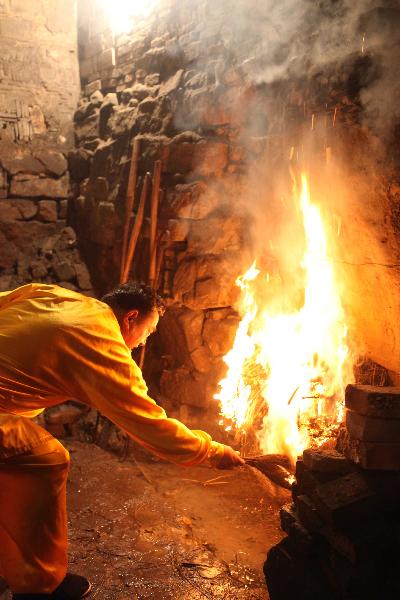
left=215, top=173, right=353, bottom=462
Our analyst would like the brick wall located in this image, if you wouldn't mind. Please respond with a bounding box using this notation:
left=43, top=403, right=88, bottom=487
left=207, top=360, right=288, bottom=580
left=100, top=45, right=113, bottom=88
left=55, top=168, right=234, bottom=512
left=0, top=0, right=92, bottom=295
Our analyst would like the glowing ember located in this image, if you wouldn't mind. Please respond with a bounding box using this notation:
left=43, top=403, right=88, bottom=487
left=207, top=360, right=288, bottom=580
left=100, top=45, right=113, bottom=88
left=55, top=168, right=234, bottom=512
left=215, top=173, right=353, bottom=462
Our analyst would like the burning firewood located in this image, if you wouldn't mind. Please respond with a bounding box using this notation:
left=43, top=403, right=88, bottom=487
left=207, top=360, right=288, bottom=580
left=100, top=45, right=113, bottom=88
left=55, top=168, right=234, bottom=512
left=245, top=454, right=294, bottom=490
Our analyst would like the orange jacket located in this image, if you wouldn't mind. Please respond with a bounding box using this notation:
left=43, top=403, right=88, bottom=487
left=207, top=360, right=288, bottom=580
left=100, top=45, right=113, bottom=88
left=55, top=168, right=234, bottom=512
left=0, top=283, right=224, bottom=466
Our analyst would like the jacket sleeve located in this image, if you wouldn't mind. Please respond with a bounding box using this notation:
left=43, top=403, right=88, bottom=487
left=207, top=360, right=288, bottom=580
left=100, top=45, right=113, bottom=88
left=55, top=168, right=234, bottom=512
left=55, top=322, right=224, bottom=467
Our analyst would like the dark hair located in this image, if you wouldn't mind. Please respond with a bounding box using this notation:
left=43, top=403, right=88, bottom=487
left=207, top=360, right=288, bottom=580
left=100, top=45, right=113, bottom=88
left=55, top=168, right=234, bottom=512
left=101, top=282, right=165, bottom=317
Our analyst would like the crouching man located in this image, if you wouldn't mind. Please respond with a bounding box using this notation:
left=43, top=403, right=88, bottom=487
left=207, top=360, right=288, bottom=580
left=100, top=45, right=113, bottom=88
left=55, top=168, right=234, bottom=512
left=0, top=282, right=243, bottom=600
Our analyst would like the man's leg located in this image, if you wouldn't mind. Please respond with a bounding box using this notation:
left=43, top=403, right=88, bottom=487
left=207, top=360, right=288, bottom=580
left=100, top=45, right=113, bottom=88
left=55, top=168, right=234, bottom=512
left=0, top=415, right=69, bottom=595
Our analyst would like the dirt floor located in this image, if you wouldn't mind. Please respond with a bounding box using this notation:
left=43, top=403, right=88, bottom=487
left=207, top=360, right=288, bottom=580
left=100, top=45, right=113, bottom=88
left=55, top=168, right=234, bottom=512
left=0, top=439, right=289, bottom=599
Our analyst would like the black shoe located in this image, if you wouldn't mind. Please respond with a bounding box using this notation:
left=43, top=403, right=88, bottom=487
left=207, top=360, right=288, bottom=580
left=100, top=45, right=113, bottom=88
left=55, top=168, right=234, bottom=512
left=13, top=573, right=91, bottom=600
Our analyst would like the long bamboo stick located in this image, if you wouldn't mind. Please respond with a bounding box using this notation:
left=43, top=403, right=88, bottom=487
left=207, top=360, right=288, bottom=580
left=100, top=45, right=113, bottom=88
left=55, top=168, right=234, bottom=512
left=121, top=172, right=151, bottom=283
left=120, top=137, right=140, bottom=282
left=149, top=160, right=162, bottom=287
left=138, top=163, right=162, bottom=370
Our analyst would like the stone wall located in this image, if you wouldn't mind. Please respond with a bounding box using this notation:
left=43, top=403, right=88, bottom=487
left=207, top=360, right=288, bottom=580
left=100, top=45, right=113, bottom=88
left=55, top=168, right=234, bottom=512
left=72, top=0, right=400, bottom=421
left=0, top=0, right=92, bottom=294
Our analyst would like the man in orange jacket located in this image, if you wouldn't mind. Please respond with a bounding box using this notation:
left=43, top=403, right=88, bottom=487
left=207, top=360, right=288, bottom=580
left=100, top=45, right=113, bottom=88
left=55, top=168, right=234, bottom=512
left=0, top=282, right=243, bottom=600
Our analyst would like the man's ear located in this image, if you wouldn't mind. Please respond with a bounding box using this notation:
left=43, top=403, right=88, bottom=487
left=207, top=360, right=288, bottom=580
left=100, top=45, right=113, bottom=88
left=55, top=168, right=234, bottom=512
left=124, top=309, right=139, bottom=325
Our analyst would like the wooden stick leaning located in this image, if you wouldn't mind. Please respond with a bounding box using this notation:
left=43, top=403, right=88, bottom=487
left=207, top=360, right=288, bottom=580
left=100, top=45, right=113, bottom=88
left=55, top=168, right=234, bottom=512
left=101, top=148, right=144, bottom=458
left=120, top=137, right=140, bottom=282
left=138, top=161, right=162, bottom=369
left=121, top=171, right=151, bottom=283
left=149, top=160, right=162, bottom=287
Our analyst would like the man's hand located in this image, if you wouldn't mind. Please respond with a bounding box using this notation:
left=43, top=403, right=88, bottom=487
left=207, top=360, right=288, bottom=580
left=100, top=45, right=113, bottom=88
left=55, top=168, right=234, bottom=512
left=215, top=444, right=245, bottom=469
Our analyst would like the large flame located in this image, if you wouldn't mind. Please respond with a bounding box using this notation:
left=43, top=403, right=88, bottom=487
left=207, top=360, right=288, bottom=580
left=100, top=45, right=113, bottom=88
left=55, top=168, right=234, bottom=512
left=215, top=173, right=352, bottom=462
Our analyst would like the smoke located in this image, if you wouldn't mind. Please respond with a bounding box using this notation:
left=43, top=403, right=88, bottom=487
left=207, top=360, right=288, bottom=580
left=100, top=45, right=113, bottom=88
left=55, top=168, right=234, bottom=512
left=176, top=0, right=400, bottom=136
left=172, top=0, right=400, bottom=371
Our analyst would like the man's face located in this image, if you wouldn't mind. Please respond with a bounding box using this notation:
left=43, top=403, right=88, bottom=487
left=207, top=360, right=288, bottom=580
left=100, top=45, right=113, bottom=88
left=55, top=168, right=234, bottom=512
left=122, top=308, right=159, bottom=350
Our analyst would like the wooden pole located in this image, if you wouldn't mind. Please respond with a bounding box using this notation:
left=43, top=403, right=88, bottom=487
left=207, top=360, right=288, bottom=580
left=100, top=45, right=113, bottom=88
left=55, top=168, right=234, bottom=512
left=138, top=163, right=162, bottom=370
left=149, top=160, right=162, bottom=287
left=120, top=137, right=140, bottom=282
left=121, top=171, right=151, bottom=283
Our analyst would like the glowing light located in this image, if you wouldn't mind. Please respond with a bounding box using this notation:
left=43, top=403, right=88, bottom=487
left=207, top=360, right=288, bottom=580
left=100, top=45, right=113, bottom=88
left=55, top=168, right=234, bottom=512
left=214, top=262, right=259, bottom=428
left=215, top=173, right=353, bottom=462
left=100, top=0, right=157, bottom=34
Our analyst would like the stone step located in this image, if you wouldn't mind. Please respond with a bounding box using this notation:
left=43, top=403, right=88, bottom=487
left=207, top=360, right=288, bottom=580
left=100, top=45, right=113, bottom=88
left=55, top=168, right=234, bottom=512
left=311, top=471, right=400, bottom=528
left=337, top=426, right=400, bottom=470
left=302, top=447, right=353, bottom=474
left=345, top=384, right=400, bottom=418
left=346, top=409, right=400, bottom=443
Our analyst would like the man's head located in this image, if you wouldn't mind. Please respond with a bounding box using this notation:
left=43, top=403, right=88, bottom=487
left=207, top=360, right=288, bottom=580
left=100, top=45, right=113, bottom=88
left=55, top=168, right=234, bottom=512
left=102, top=282, right=165, bottom=350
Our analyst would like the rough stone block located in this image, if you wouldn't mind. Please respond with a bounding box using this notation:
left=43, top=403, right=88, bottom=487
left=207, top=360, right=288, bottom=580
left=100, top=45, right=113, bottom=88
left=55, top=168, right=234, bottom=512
left=138, top=96, right=157, bottom=114
left=74, top=262, right=92, bottom=290
left=202, top=315, right=239, bottom=357
left=164, top=142, right=197, bottom=174
left=189, top=346, right=213, bottom=374
left=296, top=494, right=325, bottom=534
left=303, top=447, right=353, bottom=475
left=105, top=105, right=137, bottom=138
left=16, top=199, right=38, bottom=219
left=53, top=260, right=75, bottom=282
left=157, top=309, right=192, bottom=367
left=34, top=150, right=67, bottom=177
left=326, top=517, right=395, bottom=564
left=176, top=308, right=204, bottom=354
left=337, top=427, right=400, bottom=470
left=0, top=220, right=59, bottom=253
left=58, top=199, right=68, bottom=220
left=0, top=275, right=12, bottom=291
left=0, top=200, right=19, bottom=221
left=74, top=99, right=96, bottom=123
left=0, top=142, right=43, bottom=175
left=84, top=79, right=102, bottom=97
left=167, top=218, right=190, bottom=242
left=174, top=254, right=241, bottom=310
left=193, top=142, right=228, bottom=177
left=145, top=73, right=160, bottom=86
left=90, top=177, right=108, bottom=202
left=159, top=69, right=184, bottom=97
left=136, top=46, right=176, bottom=76
left=74, top=112, right=100, bottom=143
left=264, top=538, right=335, bottom=599
left=0, top=167, right=7, bottom=197
left=346, top=409, right=400, bottom=443
left=10, top=175, right=69, bottom=199
left=279, top=502, right=297, bottom=533
left=187, top=214, right=242, bottom=254
left=68, top=148, right=93, bottom=182
left=160, top=367, right=208, bottom=408
left=89, top=90, right=104, bottom=107
left=29, top=258, right=48, bottom=279
left=345, top=384, right=400, bottom=419
left=44, top=422, right=65, bottom=438
left=90, top=201, right=117, bottom=246
left=183, top=41, right=201, bottom=62
left=0, top=230, right=19, bottom=272
left=205, top=308, right=233, bottom=321
left=58, top=281, right=78, bottom=292
left=45, top=403, right=84, bottom=425
left=312, top=473, right=374, bottom=528
left=38, top=200, right=58, bottom=222
left=187, top=88, right=231, bottom=127
left=295, top=458, right=346, bottom=498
